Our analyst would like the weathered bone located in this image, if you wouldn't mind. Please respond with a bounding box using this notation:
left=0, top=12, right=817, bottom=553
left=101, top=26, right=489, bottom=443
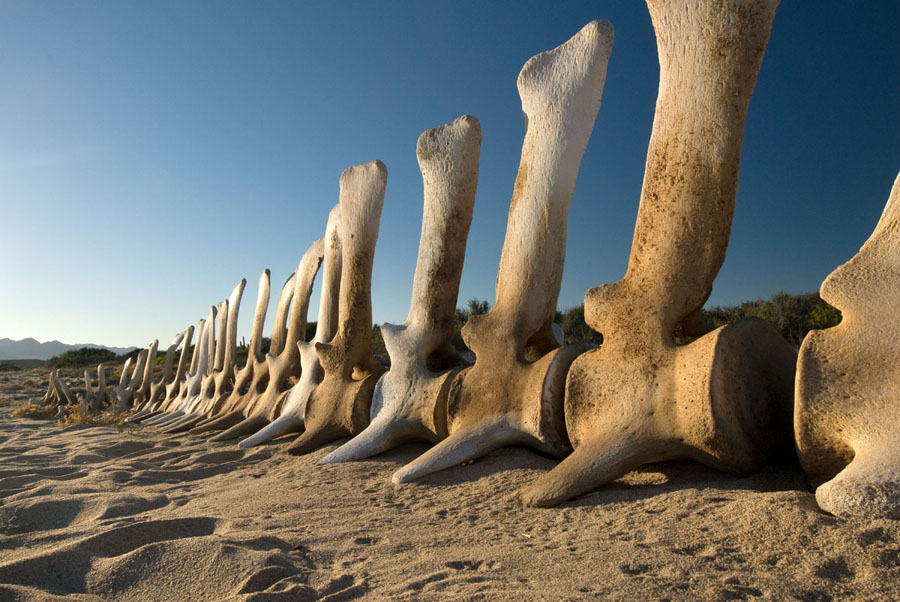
left=393, top=21, right=612, bottom=483
left=239, top=205, right=342, bottom=448
left=130, top=325, right=194, bottom=423
left=112, top=351, right=147, bottom=411
left=155, top=301, right=229, bottom=432
left=520, top=0, right=795, bottom=508
left=323, top=116, right=481, bottom=463
left=190, top=271, right=296, bottom=435
left=81, top=369, right=96, bottom=411
left=210, top=239, right=324, bottom=441
left=94, top=364, right=111, bottom=411
left=286, top=160, right=387, bottom=455
left=132, top=331, right=186, bottom=417
left=795, top=171, right=900, bottom=519
left=51, top=371, right=77, bottom=415
left=143, top=317, right=207, bottom=426
left=160, top=280, right=247, bottom=433
left=133, top=339, right=159, bottom=408
left=188, top=271, right=273, bottom=436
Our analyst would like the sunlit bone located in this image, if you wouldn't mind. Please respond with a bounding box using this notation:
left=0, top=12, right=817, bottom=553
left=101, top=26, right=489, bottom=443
left=152, top=302, right=227, bottom=430
left=188, top=271, right=273, bottom=435
left=324, top=116, right=481, bottom=463
left=286, top=160, right=387, bottom=455
left=112, top=350, right=148, bottom=411
left=132, top=331, right=186, bottom=417
left=795, top=171, right=900, bottom=519
left=190, top=271, right=296, bottom=435
left=129, top=325, right=194, bottom=423
left=520, top=0, right=795, bottom=508
left=51, top=371, right=77, bottom=418
left=240, top=206, right=342, bottom=448
left=210, top=239, right=324, bottom=441
left=393, top=21, right=612, bottom=483
left=143, top=317, right=207, bottom=426
left=132, top=339, right=159, bottom=408
left=160, top=280, right=246, bottom=433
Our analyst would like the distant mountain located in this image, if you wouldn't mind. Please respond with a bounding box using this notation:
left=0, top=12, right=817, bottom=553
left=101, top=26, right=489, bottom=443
left=0, top=337, right=136, bottom=361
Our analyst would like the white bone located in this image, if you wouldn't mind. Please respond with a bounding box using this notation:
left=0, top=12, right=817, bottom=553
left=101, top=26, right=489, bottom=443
left=795, top=171, right=900, bottom=519
left=210, top=238, right=324, bottom=441
left=520, top=0, right=794, bottom=508
left=286, top=160, right=387, bottom=455
left=240, top=205, right=342, bottom=448
left=394, top=21, right=613, bottom=483
left=189, top=270, right=272, bottom=436
left=323, top=115, right=481, bottom=463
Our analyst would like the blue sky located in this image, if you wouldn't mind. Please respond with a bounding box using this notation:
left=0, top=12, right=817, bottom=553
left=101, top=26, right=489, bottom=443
left=1, top=1, right=898, bottom=348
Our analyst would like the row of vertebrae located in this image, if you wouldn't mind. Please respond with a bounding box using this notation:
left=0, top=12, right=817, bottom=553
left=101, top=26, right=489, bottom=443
left=82, top=0, right=898, bottom=519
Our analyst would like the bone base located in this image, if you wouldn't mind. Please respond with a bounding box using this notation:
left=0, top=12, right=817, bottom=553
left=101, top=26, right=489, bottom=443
left=285, top=366, right=384, bottom=456
left=392, top=342, right=588, bottom=483
left=321, top=360, right=462, bottom=463
left=520, top=318, right=796, bottom=507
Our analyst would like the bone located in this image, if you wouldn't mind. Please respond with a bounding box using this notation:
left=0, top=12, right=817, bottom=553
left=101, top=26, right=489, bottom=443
left=161, top=280, right=246, bottom=433
left=286, top=160, right=387, bottom=455
left=148, top=314, right=216, bottom=430
left=132, top=331, right=186, bottom=419
left=393, top=21, right=613, bottom=483
left=323, top=116, right=481, bottom=464
left=158, top=299, right=231, bottom=433
left=188, top=271, right=272, bottom=436
left=112, top=351, right=146, bottom=411
left=94, top=364, right=111, bottom=411
left=190, top=272, right=297, bottom=436
left=210, top=238, right=324, bottom=442
left=520, top=0, right=795, bottom=508
left=80, top=369, right=95, bottom=410
left=143, top=318, right=207, bottom=426
left=130, top=325, right=194, bottom=423
left=795, top=171, right=900, bottom=519
left=240, top=206, right=343, bottom=448
left=132, top=339, right=159, bottom=408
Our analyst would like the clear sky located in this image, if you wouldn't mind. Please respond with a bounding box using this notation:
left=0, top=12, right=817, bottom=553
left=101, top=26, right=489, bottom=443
left=1, top=1, right=898, bottom=348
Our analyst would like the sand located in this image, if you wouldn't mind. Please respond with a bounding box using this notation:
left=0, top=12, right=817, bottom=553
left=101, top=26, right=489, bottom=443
left=0, top=368, right=898, bottom=601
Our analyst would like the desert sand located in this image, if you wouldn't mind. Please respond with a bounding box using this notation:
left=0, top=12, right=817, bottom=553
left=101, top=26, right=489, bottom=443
left=0, top=368, right=898, bottom=601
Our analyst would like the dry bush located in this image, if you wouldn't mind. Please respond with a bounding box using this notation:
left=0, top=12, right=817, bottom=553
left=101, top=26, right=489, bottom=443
left=12, top=403, right=57, bottom=419
left=57, top=404, right=133, bottom=433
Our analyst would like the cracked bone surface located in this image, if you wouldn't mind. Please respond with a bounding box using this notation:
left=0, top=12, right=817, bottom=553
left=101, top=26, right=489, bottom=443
left=286, top=160, right=387, bottom=455
left=211, top=238, right=324, bottom=442
left=323, top=116, right=481, bottom=464
left=392, top=21, right=612, bottom=483
left=240, top=205, right=342, bottom=448
left=795, top=171, right=900, bottom=519
left=520, top=0, right=796, bottom=508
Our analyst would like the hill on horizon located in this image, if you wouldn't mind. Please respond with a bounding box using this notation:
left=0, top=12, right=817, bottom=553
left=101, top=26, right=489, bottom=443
left=0, top=337, right=136, bottom=361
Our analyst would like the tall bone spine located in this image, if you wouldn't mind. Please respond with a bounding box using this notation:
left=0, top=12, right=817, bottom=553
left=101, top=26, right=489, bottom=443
left=394, top=21, right=613, bottom=483
left=211, top=238, right=324, bottom=442
left=240, top=204, right=342, bottom=448
left=286, top=160, right=387, bottom=455
left=521, top=0, right=794, bottom=508
left=323, top=115, right=481, bottom=463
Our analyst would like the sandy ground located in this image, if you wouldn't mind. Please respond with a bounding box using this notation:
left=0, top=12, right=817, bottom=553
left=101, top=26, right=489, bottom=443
left=0, top=369, right=898, bottom=601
